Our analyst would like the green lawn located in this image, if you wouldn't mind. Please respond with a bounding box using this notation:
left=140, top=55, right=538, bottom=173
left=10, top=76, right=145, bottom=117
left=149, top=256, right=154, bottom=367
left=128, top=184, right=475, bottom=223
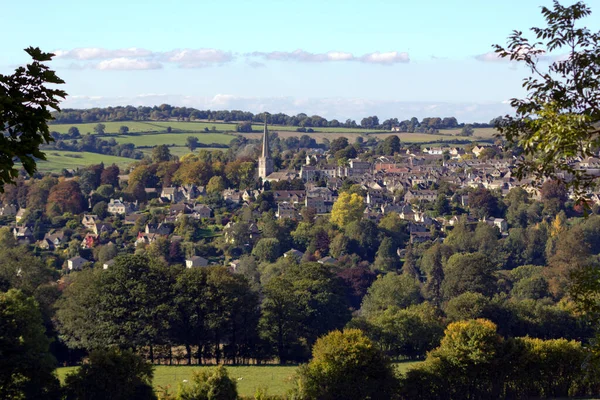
left=56, top=361, right=421, bottom=397
left=37, top=151, right=135, bottom=172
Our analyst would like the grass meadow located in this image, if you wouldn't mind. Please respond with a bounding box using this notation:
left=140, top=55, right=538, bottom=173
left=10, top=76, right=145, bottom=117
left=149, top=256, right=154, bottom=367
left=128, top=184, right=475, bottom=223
left=112, top=132, right=235, bottom=147
left=37, top=151, right=135, bottom=172
left=56, top=361, right=421, bottom=397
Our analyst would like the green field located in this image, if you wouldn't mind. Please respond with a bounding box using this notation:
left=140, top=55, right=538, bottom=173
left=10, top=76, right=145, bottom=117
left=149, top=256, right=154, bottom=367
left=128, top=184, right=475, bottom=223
left=113, top=133, right=235, bottom=147
left=37, top=151, right=135, bottom=172
left=56, top=362, right=421, bottom=397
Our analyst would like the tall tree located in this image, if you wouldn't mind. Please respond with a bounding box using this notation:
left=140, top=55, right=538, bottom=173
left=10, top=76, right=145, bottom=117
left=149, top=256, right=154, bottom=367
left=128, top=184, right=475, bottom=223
left=0, top=48, right=66, bottom=190
left=494, top=1, right=600, bottom=195
left=0, top=289, right=61, bottom=399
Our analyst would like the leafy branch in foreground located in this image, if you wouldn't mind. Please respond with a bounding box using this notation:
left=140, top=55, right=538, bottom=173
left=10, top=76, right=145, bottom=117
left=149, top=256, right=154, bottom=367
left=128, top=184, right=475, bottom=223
left=494, top=1, right=600, bottom=196
left=0, top=47, right=67, bottom=191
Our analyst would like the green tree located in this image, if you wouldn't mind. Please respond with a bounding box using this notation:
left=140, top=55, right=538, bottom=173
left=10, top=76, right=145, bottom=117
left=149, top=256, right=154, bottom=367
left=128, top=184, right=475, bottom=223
left=0, top=47, right=66, bottom=190
left=295, top=329, right=398, bottom=400
left=186, top=136, right=200, bottom=152
left=442, top=253, right=497, bottom=300
left=152, top=144, right=172, bottom=163
left=461, top=124, right=474, bottom=136
left=361, top=273, right=422, bottom=316
left=56, top=255, right=172, bottom=358
left=0, top=289, right=60, bottom=400
left=251, top=238, right=281, bottom=263
left=373, top=237, right=400, bottom=272
left=260, top=263, right=350, bottom=363
left=68, top=126, right=80, bottom=137
left=118, top=125, right=129, bottom=134
left=494, top=1, right=600, bottom=195
left=176, top=365, right=237, bottom=400
left=63, top=348, right=155, bottom=400
left=93, top=123, right=106, bottom=134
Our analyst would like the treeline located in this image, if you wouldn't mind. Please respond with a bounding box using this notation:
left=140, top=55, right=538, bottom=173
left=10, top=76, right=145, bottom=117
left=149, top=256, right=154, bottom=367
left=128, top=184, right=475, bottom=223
left=50, top=105, right=496, bottom=131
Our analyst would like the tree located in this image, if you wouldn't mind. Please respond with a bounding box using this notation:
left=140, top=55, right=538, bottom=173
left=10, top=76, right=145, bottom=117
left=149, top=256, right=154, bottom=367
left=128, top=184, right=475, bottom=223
left=63, top=348, right=155, bottom=400
left=152, top=144, right=172, bottom=163
left=295, top=329, right=398, bottom=400
left=46, top=180, right=85, bottom=216
left=461, top=124, right=474, bottom=136
left=68, top=126, right=80, bottom=137
left=93, top=123, right=106, bottom=134
left=186, top=136, right=200, bottom=152
left=0, top=47, right=66, bottom=190
left=118, top=125, right=129, bottom=134
left=442, top=253, right=497, bottom=300
left=361, top=273, right=422, bottom=316
left=373, top=237, right=400, bottom=272
left=251, top=238, right=281, bottom=263
left=56, top=255, right=172, bottom=357
left=330, top=192, right=364, bottom=227
left=494, top=1, right=600, bottom=195
left=468, top=188, right=500, bottom=219
left=0, top=289, right=61, bottom=400
left=260, top=263, right=350, bottom=363
left=176, top=365, right=237, bottom=400
left=206, top=176, right=226, bottom=194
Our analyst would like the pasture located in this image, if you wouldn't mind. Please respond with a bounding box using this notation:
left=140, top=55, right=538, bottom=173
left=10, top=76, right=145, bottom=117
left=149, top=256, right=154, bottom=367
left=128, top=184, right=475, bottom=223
left=56, top=361, right=421, bottom=397
left=112, top=132, right=235, bottom=147
left=37, top=151, right=135, bottom=173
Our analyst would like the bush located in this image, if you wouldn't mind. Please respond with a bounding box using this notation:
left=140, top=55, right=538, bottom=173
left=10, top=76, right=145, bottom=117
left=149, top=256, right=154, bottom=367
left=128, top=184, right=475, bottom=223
left=177, top=365, right=237, bottom=400
left=398, top=319, right=600, bottom=400
left=295, top=328, right=398, bottom=400
left=63, top=348, right=156, bottom=400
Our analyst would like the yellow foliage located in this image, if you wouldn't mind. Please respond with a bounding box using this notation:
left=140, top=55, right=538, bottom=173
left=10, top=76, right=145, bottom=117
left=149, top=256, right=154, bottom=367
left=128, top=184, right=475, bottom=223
left=330, top=192, right=364, bottom=227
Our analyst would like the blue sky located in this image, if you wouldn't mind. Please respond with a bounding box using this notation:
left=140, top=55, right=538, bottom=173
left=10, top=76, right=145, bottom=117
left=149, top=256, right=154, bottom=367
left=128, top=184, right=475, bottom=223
left=3, top=0, right=599, bottom=122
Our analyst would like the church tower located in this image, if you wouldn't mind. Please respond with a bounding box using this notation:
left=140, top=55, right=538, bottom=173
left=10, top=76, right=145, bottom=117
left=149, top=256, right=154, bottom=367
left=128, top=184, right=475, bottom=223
left=258, top=120, right=274, bottom=180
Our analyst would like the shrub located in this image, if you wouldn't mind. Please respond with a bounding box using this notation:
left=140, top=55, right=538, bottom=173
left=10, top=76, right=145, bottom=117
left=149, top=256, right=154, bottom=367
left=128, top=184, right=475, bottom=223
left=295, top=328, right=398, bottom=400
left=177, top=365, right=237, bottom=400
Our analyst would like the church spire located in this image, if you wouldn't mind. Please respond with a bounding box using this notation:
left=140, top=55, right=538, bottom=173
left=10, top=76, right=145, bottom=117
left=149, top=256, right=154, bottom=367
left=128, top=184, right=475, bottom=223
left=261, top=119, right=269, bottom=158
left=258, top=114, right=274, bottom=180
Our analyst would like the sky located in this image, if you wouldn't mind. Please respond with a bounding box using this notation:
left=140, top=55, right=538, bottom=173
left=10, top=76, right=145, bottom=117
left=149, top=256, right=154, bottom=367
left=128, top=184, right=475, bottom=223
left=2, top=0, right=599, bottom=122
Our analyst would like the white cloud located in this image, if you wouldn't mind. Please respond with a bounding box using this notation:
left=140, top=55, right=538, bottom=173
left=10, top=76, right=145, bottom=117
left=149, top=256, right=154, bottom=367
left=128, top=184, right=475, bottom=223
left=475, top=52, right=504, bottom=62
left=160, top=49, right=234, bottom=68
left=96, top=58, right=162, bottom=70
left=359, top=51, right=410, bottom=64
left=248, top=49, right=409, bottom=64
left=55, top=47, right=153, bottom=60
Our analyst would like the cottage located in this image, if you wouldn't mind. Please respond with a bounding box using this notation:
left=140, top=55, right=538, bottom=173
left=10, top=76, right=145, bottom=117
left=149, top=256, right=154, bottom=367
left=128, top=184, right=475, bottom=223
left=276, top=202, right=299, bottom=219
left=0, top=204, right=17, bottom=217
left=186, top=256, right=209, bottom=268
left=67, top=256, right=88, bottom=271
left=82, top=214, right=99, bottom=231
left=107, top=198, right=137, bottom=215
left=15, top=208, right=27, bottom=223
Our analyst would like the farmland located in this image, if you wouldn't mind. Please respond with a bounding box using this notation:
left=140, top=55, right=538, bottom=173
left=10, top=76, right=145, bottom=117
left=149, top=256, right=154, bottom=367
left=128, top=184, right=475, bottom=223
left=56, top=361, right=421, bottom=397
left=111, top=132, right=235, bottom=147
left=37, top=151, right=135, bottom=173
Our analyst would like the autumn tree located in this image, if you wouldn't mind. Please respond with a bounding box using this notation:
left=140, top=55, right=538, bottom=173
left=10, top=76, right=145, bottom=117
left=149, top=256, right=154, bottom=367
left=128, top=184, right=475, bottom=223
left=46, top=180, right=85, bottom=216
left=330, top=192, right=365, bottom=228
